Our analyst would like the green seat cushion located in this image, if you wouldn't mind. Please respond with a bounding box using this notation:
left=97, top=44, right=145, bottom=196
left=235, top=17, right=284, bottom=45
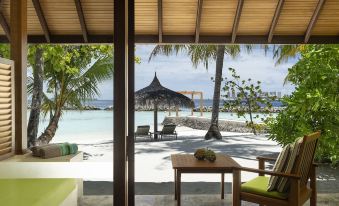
left=0, top=178, right=76, bottom=206
left=241, top=176, right=288, bottom=200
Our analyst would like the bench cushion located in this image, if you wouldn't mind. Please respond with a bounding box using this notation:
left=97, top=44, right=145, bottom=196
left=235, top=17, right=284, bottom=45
left=241, top=176, right=288, bottom=200
left=0, top=178, right=76, bottom=206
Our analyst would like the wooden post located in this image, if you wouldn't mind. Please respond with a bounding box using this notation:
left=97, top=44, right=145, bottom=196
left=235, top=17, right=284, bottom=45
left=191, top=93, right=194, bottom=116
left=176, top=106, right=179, bottom=117
left=154, top=103, right=158, bottom=139
left=127, top=0, right=135, bottom=204
left=114, top=0, right=134, bottom=205
left=258, top=159, right=265, bottom=176
left=232, top=169, right=241, bottom=206
left=200, top=92, right=203, bottom=116
left=10, top=0, right=27, bottom=154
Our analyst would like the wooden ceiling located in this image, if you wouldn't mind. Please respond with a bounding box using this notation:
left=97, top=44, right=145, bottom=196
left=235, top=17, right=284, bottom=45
left=0, top=0, right=338, bottom=44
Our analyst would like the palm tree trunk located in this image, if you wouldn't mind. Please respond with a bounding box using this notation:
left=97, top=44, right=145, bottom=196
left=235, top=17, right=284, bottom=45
left=205, top=45, right=225, bottom=140
left=27, top=47, right=44, bottom=147
left=37, top=108, right=62, bottom=145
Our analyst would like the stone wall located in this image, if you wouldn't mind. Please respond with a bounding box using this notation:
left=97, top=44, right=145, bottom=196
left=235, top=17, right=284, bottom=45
left=162, top=116, right=266, bottom=133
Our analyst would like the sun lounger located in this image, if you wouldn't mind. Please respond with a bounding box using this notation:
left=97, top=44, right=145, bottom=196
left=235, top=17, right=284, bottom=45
left=134, top=125, right=152, bottom=141
left=158, top=124, right=177, bottom=140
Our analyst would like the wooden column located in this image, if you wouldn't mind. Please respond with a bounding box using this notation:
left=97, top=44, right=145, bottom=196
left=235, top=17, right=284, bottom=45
left=127, top=0, right=135, bottom=204
left=153, top=103, right=158, bottom=139
left=114, top=0, right=135, bottom=205
left=191, top=93, right=194, bottom=116
left=10, top=0, right=27, bottom=154
left=200, top=92, right=203, bottom=116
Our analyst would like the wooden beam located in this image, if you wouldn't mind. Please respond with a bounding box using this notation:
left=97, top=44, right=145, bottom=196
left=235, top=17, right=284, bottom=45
left=231, top=0, right=244, bottom=43
left=268, top=0, right=285, bottom=43
left=10, top=0, right=27, bottom=154
left=304, top=0, right=326, bottom=43
left=0, top=34, right=338, bottom=44
left=158, top=0, right=163, bottom=43
left=74, top=0, right=88, bottom=43
left=0, top=1, right=10, bottom=41
left=32, top=0, right=50, bottom=43
left=195, top=0, right=203, bottom=43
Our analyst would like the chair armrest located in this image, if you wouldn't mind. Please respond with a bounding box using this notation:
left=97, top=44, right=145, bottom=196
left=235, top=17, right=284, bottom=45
left=235, top=167, right=300, bottom=179
left=256, top=156, right=277, bottom=162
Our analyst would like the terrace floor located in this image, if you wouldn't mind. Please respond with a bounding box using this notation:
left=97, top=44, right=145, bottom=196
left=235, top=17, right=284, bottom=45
left=81, top=127, right=339, bottom=205
left=80, top=193, right=339, bottom=206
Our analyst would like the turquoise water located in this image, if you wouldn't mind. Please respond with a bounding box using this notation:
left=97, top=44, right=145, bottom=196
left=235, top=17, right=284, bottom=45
left=32, top=110, right=272, bottom=144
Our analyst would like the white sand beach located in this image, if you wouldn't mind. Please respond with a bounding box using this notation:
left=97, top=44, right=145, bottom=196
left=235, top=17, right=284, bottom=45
left=78, top=126, right=281, bottom=183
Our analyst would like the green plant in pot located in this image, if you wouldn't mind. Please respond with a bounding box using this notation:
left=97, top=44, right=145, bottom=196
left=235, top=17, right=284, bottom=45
left=205, top=149, right=216, bottom=162
left=194, top=148, right=206, bottom=160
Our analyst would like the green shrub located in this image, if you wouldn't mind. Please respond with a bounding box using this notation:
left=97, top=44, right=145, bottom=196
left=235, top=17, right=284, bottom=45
left=266, top=45, right=339, bottom=166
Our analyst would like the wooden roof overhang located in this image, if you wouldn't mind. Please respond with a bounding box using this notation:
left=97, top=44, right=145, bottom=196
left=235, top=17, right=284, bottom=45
left=0, top=0, right=338, bottom=44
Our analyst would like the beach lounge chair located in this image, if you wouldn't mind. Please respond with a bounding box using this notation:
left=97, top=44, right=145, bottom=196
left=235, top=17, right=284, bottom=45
left=232, top=131, right=321, bottom=206
left=134, top=125, right=152, bottom=141
left=158, top=124, right=177, bottom=140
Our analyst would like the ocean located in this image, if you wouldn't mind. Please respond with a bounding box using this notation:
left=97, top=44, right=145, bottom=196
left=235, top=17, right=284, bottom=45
left=83, top=99, right=284, bottom=109
left=34, top=100, right=280, bottom=144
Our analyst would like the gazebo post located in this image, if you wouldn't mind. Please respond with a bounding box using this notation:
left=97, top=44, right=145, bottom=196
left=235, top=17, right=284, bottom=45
left=191, top=93, right=194, bottom=116
left=154, top=102, right=158, bottom=139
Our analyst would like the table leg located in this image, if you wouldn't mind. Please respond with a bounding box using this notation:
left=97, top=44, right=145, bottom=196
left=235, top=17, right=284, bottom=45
left=177, top=171, right=181, bottom=206
left=232, top=169, right=241, bottom=206
left=174, top=169, right=177, bottom=200
left=221, top=173, right=225, bottom=199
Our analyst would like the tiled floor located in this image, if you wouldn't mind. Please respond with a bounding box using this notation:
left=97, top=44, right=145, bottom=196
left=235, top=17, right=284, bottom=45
left=80, top=193, right=339, bottom=206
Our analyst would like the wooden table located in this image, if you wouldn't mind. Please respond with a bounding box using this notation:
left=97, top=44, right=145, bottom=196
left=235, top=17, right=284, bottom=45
left=171, top=154, right=240, bottom=206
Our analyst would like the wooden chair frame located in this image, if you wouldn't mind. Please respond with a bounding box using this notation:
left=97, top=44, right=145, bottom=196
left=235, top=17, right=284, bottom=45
left=233, top=131, right=320, bottom=206
left=134, top=125, right=153, bottom=141
left=159, top=124, right=177, bottom=140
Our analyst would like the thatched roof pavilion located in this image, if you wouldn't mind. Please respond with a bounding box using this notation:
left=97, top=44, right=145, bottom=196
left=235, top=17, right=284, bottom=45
left=135, top=73, right=194, bottom=138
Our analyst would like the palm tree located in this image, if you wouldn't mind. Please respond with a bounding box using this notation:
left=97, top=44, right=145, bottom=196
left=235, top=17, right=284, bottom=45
left=0, top=44, right=45, bottom=147
left=27, top=45, right=44, bottom=147
left=36, top=45, right=113, bottom=145
left=149, top=45, right=251, bottom=140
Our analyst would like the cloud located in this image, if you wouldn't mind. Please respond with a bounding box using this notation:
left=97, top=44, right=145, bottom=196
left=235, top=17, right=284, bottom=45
left=97, top=45, right=297, bottom=100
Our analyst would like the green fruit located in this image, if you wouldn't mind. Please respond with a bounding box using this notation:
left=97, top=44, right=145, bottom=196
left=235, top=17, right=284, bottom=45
left=205, top=149, right=216, bottom=162
left=194, top=148, right=206, bottom=160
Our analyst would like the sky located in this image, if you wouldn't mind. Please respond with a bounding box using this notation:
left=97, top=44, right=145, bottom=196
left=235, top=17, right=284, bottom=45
left=98, top=45, right=297, bottom=100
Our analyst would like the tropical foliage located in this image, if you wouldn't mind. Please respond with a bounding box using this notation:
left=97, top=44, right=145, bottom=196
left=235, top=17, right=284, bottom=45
left=266, top=45, right=339, bottom=165
left=36, top=45, right=114, bottom=144
left=149, top=45, right=251, bottom=139
left=222, top=68, right=274, bottom=135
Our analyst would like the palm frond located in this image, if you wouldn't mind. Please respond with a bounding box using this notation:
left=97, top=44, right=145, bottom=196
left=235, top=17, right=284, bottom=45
left=148, top=45, right=187, bottom=62
left=273, top=45, right=301, bottom=65
left=27, top=76, right=34, bottom=95
left=64, top=57, right=113, bottom=107
left=41, top=92, right=55, bottom=119
left=224, top=45, right=241, bottom=59
left=187, top=45, right=216, bottom=69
